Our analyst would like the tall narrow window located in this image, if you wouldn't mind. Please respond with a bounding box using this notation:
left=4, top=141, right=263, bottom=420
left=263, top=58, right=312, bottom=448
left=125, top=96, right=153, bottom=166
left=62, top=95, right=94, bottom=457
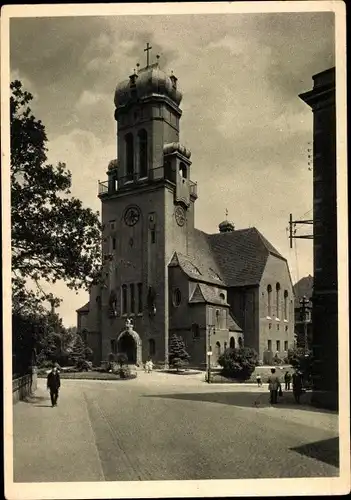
left=138, top=129, right=148, bottom=178
left=276, top=340, right=281, bottom=352
left=267, top=284, right=272, bottom=317
left=268, top=339, right=272, bottom=351
left=121, top=284, right=127, bottom=315
left=215, top=341, right=221, bottom=357
left=208, top=307, right=213, bottom=326
left=191, top=323, right=200, bottom=339
left=149, top=339, right=156, bottom=357
left=284, top=290, right=288, bottom=320
left=112, top=237, right=116, bottom=250
left=151, top=229, right=156, bottom=244
left=137, top=283, right=143, bottom=313
left=284, top=341, right=288, bottom=351
left=179, top=162, right=187, bottom=179
left=221, top=309, right=227, bottom=330
left=130, top=284, right=135, bottom=314
left=125, top=133, right=134, bottom=180
left=276, top=283, right=281, bottom=318
left=230, top=337, right=235, bottom=349
left=215, top=309, right=220, bottom=329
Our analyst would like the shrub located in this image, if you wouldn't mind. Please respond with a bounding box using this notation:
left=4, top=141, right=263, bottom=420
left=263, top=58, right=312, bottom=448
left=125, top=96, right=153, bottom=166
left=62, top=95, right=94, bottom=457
left=75, top=358, right=92, bottom=372
left=287, top=347, right=313, bottom=386
left=218, top=347, right=258, bottom=380
left=116, top=352, right=128, bottom=367
left=169, top=334, right=190, bottom=371
left=273, top=354, right=283, bottom=365
left=84, top=347, right=93, bottom=361
left=107, top=352, right=115, bottom=363
left=119, top=366, right=132, bottom=379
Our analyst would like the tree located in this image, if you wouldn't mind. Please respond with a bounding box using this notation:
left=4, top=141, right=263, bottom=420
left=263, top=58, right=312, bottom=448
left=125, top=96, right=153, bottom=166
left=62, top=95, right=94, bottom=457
left=287, top=347, right=313, bottom=387
left=168, top=334, right=190, bottom=371
left=10, top=80, right=102, bottom=306
left=218, top=347, right=258, bottom=380
left=10, top=80, right=102, bottom=375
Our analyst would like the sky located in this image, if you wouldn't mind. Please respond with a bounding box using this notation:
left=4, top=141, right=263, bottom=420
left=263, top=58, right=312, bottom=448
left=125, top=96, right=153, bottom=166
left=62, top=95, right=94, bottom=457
left=9, top=8, right=335, bottom=327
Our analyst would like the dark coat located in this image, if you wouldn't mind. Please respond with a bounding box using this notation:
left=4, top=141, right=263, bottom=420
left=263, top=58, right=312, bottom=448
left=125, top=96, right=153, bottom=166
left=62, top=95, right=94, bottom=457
left=47, top=370, right=61, bottom=391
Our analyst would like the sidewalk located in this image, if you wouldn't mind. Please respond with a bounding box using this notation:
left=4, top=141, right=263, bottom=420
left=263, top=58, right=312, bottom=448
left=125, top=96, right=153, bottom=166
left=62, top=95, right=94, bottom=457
left=13, top=378, right=104, bottom=482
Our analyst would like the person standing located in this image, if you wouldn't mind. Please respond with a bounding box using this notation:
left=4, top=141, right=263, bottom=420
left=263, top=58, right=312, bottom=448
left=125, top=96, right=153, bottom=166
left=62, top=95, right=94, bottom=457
left=292, top=370, right=303, bottom=404
left=267, top=368, right=281, bottom=405
left=284, top=371, right=292, bottom=390
left=256, top=374, right=262, bottom=387
left=146, top=358, right=153, bottom=373
left=47, top=365, right=61, bottom=407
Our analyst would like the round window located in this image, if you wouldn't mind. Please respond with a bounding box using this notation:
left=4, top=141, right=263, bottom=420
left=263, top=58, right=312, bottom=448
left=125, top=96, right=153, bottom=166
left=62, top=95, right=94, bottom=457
left=173, top=288, right=181, bottom=307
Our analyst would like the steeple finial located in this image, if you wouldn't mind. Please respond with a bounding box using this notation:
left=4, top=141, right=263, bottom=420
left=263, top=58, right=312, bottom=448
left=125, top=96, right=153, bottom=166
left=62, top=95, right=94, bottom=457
left=144, top=42, right=152, bottom=67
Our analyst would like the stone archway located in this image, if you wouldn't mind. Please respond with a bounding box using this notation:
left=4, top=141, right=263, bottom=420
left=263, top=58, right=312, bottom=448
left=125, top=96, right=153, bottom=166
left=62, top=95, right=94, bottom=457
left=116, top=329, right=142, bottom=366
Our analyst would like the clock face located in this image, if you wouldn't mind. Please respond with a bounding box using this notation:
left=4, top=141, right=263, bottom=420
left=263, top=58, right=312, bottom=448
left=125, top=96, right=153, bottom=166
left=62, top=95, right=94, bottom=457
left=124, top=206, right=140, bottom=226
left=175, top=206, right=186, bottom=227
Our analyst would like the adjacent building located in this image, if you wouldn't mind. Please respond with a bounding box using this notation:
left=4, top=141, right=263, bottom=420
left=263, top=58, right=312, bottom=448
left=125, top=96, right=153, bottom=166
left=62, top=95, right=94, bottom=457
left=77, top=48, right=295, bottom=368
left=299, top=67, right=338, bottom=410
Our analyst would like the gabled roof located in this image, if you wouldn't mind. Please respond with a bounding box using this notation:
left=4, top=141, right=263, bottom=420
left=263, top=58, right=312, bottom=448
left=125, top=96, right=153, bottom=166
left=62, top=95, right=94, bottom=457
left=76, top=302, right=90, bottom=313
left=189, top=283, right=229, bottom=306
left=205, top=227, right=286, bottom=287
left=169, top=248, right=225, bottom=287
left=228, top=313, right=243, bottom=332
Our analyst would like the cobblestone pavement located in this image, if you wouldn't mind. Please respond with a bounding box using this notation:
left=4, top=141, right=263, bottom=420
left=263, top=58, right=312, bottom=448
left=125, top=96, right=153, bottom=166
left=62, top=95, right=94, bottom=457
left=13, top=371, right=339, bottom=482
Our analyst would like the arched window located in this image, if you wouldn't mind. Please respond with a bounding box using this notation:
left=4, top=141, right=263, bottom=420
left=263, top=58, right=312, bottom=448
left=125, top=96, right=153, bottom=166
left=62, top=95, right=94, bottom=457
left=229, top=336, right=235, bottom=349
left=238, top=336, right=243, bottom=348
left=224, top=341, right=227, bottom=351
left=284, top=290, right=288, bottom=320
left=125, top=133, right=134, bottom=180
left=191, top=323, right=200, bottom=339
left=149, top=339, right=156, bottom=357
left=215, top=341, right=221, bottom=357
left=215, top=309, right=220, bottom=329
left=276, top=283, right=281, bottom=319
left=138, top=129, right=148, bottom=178
left=179, top=162, right=187, bottom=179
left=267, top=284, right=272, bottom=317
left=121, top=284, right=127, bottom=315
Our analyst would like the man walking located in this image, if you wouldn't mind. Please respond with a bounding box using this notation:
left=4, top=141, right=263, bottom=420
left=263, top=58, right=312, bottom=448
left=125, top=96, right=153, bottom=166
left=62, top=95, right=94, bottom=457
left=292, top=370, right=303, bottom=404
left=267, top=368, right=281, bottom=405
left=47, top=365, right=61, bottom=407
left=284, top=371, right=292, bottom=390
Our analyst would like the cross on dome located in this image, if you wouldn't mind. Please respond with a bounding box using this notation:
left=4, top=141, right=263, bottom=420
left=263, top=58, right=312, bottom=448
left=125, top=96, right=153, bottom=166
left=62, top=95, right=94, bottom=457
left=144, top=42, right=152, bottom=67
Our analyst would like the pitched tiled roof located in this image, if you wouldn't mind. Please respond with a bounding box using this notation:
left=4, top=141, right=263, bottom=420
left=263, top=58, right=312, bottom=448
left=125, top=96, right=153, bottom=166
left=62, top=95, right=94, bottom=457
left=228, top=313, right=243, bottom=332
left=76, top=302, right=90, bottom=313
left=204, top=227, right=286, bottom=287
left=189, top=283, right=229, bottom=306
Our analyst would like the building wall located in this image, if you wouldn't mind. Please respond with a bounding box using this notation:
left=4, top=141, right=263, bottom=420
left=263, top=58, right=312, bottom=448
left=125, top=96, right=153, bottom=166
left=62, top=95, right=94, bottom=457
left=258, top=255, right=295, bottom=364
left=227, top=286, right=258, bottom=353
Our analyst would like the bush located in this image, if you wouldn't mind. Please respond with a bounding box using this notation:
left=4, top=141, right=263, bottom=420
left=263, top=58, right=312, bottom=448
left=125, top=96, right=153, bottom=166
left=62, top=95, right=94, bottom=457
left=169, top=334, right=190, bottom=371
left=287, top=347, right=313, bottom=386
left=273, top=354, right=283, bottom=365
left=218, top=347, right=258, bottom=380
left=116, top=353, right=128, bottom=367
left=75, top=358, right=92, bottom=372
left=107, top=352, right=115, bottom=363
left=84, top=347, right=93, bottom=361
left=119, top=366, right=132, bottom=379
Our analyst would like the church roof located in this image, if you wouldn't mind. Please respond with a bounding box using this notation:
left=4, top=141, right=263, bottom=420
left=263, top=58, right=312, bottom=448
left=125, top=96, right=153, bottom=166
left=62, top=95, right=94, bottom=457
left=204, top=227, right=286, bottom=287
left=293, top=274, right=313, bottom=308
left=228, top=313, right=243, bottom=332
left=76, top=302, right=90, bottom=313
left=189, top=283, right=229, bottom=306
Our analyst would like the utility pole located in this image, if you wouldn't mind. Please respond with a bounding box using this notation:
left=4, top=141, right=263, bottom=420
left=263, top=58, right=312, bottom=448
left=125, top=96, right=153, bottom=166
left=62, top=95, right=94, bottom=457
left=288, top=213, right=313, bottom=248
left=207, top=325, right=215, bottom=384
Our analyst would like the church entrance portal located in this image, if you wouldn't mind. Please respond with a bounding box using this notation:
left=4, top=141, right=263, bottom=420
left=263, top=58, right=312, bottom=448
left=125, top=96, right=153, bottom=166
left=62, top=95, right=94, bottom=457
left=116, top=325, right=142, bottom=366
left=118, top=333, right=136, bottom=364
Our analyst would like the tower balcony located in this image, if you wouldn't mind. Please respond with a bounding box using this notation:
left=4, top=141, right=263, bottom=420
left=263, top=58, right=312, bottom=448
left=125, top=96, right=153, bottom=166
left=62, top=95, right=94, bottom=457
left=98, top=167, right=197, bottom=198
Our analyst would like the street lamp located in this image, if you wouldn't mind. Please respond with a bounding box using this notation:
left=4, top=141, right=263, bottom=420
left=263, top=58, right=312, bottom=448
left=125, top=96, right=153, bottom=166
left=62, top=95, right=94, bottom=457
left=299, top=295, right=310, bottom=355
left=207, top=324, right=216, bottom=384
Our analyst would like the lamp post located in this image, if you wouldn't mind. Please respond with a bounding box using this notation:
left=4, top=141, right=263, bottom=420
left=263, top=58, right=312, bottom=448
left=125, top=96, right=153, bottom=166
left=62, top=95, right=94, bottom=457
left=207, top=324, right=215, bottom=384
left=299, top=295, right=310, bottom=355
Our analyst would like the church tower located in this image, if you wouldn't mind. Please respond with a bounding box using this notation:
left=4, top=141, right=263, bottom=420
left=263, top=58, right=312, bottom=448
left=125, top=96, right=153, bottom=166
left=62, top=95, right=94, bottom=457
left=97, top=45, right=198, bottom=365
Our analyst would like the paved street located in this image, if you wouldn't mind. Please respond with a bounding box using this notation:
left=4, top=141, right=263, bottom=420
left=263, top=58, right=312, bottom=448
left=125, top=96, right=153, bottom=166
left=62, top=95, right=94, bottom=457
left=13, top=371, right=339, bottom=482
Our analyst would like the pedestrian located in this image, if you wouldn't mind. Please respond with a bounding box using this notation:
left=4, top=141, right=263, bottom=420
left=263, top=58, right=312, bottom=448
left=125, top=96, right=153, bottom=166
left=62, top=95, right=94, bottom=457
left=146, top=358, right=153, bottom=373
left=292, top=370, right=303, bottom=404
left=47, top=364, right=61, bottom=407
left=256, top=374, right=262, bottom=387
left=284, top=371, right=292, bottom=390
left=267, top=368, right=282, bottom=405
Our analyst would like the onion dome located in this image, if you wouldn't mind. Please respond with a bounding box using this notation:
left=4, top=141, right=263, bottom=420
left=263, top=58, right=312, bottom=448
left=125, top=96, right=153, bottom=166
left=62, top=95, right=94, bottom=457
left=108, top=159, right=119, bottom=171
left=219, top=220, right=235, bottom=233
left=114, top=64, right=182, bottom=110
left=163, top=142, right=191, bottom=159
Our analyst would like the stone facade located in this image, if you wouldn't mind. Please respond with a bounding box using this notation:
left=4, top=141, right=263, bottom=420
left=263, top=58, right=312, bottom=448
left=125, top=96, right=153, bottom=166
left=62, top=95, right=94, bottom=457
left=299, top=67, right=338, bottom=410
left=77, top=50, right=294, bottom=368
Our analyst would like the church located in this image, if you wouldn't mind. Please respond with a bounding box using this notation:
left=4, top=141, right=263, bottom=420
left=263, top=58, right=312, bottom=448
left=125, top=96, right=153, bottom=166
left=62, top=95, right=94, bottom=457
left=77, top=46, right=295, bottom=368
